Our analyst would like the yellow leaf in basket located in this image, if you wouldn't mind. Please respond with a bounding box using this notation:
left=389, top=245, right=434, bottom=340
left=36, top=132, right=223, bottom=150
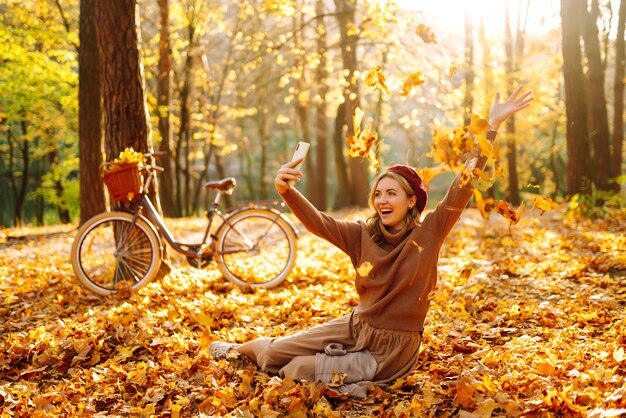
left=116, top=147, right=145, bottom=165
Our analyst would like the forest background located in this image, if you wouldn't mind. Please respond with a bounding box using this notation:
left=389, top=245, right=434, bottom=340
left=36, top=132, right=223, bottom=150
left=0, top=0, right=624, bottom=227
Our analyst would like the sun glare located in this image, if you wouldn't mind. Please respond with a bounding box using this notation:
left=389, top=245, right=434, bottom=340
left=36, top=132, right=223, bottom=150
left=393, top=0, right=562, bottom=37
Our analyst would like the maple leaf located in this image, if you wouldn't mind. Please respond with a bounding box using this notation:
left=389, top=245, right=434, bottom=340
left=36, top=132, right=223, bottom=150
left=468, top=114, right=490, bottom=135
left=415, top=165, right=447, bottom=188
left=471, top=166, right=496, bottom=192
left=532, top=195, right=559, bottom=215
left=415, top=24, right=437, bottom=43
left=494, top=200, right=526, bottom=226
left=400, top=72, right=425, bottom=96
left=428, top=128, right=462, bottom=169
left=364, top=66, right=390, bottom=96
left=346, top=107, right=381, bottom=169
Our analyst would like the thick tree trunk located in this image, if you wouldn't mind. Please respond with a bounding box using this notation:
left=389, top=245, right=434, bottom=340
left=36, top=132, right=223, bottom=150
left=581, top=0, right=612, bottom=193
left=157, top=0, right=177, bottom=217
left=79, top=0, right=105, bottom=224
left=95, top=0, right=161, bottom=211
left=334, top=0, right=369, bottom=207
left=561, top=0, right=593, bottom=196
left=612, top=0, right=626, bottom=190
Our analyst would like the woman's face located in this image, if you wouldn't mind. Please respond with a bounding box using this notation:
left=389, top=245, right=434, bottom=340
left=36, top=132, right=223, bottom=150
left=374, top=176, right=416, bottom=230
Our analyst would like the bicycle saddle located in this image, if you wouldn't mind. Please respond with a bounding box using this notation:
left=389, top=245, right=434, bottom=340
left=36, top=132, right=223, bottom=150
left=204, top=177, right=236, bottom=191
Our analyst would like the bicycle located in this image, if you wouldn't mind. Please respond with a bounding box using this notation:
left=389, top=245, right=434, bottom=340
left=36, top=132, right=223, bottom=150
left=70, top=152, right=299, bottom=296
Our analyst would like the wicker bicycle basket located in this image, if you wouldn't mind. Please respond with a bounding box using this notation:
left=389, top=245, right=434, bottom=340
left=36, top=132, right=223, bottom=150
left=100, top=162, right=142, bottom=201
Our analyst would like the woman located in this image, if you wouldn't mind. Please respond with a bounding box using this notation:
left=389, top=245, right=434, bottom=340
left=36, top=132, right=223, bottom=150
left=210, top=87, right=532, bottom=398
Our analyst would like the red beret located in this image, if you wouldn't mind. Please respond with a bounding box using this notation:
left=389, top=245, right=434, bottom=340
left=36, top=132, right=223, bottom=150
left=386, top=164, right=428, bottom=213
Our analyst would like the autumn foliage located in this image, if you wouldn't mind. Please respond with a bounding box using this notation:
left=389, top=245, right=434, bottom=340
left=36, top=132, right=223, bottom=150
left=1, top=206, right=625, bottom=416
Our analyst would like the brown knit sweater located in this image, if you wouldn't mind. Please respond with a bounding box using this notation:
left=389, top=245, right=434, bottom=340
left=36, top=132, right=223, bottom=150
left=280, top=154, right=490, bottom=332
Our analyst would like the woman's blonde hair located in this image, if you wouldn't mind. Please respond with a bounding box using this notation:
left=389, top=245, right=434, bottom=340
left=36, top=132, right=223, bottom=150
left=365, top=171, right=421, bottom=245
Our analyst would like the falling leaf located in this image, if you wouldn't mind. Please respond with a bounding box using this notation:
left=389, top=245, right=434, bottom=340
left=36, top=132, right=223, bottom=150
left=411, top=240, right=424, bottom=253
left=448, top=64, right=458, bottom=77
left=428, top=128, right=461, bottom=169
left=495, top=200, right=525, bottom=226
left=356, top=261, right=373, bottom=277
left=400, top=72, right=425, bottom=96
left=533, top=195, right=559, bottom=215
left=346, top=107, right=381, bottom=169
left=415, top=24, right=437, bottom=43
left=473, top=190, right=495, bottom=220
left=468, top=114, right=490, bottom=135
left=364, top=66, right=390, bottom=96
left=415, top=166, right=447, bottom=188
left=471, top=167, right=496, bottom=192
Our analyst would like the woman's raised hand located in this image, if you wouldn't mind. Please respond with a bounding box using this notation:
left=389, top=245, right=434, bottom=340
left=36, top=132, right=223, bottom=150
left=488, top=85, right=533, bottom=131
left=274, top=158, right=303, bottom=194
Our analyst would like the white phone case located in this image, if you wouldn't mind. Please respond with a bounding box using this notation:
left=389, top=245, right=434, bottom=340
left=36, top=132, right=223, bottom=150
left=290, top=142, right=310, bottom=170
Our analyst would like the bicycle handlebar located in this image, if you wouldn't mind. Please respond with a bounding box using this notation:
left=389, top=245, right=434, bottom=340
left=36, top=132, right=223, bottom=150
left=144, top=151, right=167, bottom=158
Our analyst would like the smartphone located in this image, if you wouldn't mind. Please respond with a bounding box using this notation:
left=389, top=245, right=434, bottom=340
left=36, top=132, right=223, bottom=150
left=290, top=142, right=310, bottom=170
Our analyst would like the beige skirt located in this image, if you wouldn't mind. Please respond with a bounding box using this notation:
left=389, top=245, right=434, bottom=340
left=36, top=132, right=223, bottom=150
left=236, top=311, right=422, bottom=398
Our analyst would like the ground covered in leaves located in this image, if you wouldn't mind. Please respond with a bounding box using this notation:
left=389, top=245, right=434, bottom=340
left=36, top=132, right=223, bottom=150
left=0, top=206, right=625, bottom=417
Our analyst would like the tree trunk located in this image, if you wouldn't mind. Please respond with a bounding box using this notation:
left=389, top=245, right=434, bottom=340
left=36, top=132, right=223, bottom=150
left=176, top=25, right=196, bottom=216
left=258, top=109, right=269, bottom=201
left=314, top=0, right=329, bottom=211
left=95, top=0, right=161, bottom=211
left=292, top=1, right=316, bottom=205
left=561, top=0, right=592, bottom=196
left=79, top=0, right=105, bottom=224
left=192, top=19, right=240, bottom=213
left=334, top=0, right=369, bottom=207
left=581, top=0, right=612, bottom=193
left=157, top=0, right=177, bottom=217
left=12, top=121, right=30, bottom=227
left=612, top=0, right=625, bottom=190
left=504, top=0, right=520, bottom=205
left=463, top=6, right=474, bottom=126
left=332, top=103, right=351, bottom=209
left=48, top=149, right=71, bottom=223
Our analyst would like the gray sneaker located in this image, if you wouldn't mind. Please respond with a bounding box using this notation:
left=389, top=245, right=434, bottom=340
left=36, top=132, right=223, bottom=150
left=209, top=341, right=241, bottom=359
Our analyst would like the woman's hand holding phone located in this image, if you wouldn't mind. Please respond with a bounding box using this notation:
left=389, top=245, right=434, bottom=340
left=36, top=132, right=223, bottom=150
left=274, top=142, right=309, bottom=194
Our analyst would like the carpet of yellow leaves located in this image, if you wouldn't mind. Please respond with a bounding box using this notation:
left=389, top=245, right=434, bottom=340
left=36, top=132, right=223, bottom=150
left=0, top=207, right=625, bottom=417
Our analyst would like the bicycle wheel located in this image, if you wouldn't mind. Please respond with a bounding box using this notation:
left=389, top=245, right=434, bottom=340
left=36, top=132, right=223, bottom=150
left=216, top=208, right=297, bottom=288
left=71, top=212, right=161, bottom=296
